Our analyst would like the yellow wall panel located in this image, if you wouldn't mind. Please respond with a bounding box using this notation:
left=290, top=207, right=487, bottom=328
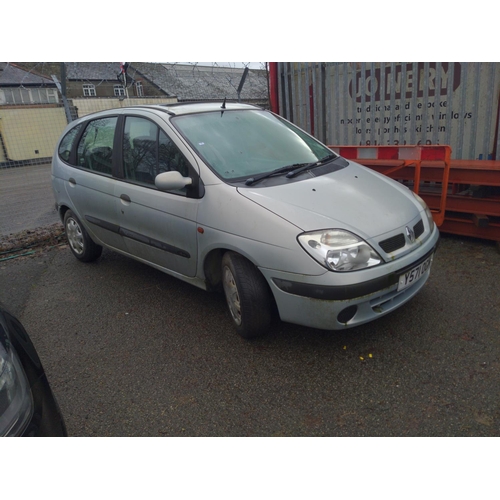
left=0, top=107, right=68, bottom=161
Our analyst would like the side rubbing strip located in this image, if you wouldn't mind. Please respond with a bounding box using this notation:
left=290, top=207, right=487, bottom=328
left=119, top=227, right=191, bottom=259
left=84, top=215, right=190, bottom=259
left=85, top=215, right=120, bottom=234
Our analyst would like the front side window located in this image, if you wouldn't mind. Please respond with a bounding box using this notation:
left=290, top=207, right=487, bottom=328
left=76, top=117, right=117, bottom=175
left=172, top=109, right=334, bottom=181
left=123, top=116, right=191, bottom=190
left=83, top=84, right=96, bottom=97
left=123, top=116, right=158, bottom=184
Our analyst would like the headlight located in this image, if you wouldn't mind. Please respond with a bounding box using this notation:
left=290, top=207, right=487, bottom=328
left=298, top=229, right=382, bottom=272
left=0, top=330, right=33, bottom=436
left=412, top=192, right=435, bottom=232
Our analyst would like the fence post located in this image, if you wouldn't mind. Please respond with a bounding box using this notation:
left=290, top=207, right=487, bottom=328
left=51, top=64, right=73, bottom=124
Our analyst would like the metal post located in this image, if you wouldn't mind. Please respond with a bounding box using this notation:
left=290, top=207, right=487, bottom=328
left=51, top=69, right=73, bottom=124
left=237, top=67, right=249, bottom=103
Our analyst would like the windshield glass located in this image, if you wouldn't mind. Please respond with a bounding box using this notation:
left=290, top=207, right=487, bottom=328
left=172, top=109, right=335, bottom=180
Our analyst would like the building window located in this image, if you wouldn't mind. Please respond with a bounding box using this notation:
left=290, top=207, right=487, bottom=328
left=135, top=81, right=144, bottom=97
left=114, top=85, right=126, bottom=97
left=83, top=84, right=96, bottom=97
left=0, top=87, right=60, bottom=104
left=47, top=89, right=58, bottom=103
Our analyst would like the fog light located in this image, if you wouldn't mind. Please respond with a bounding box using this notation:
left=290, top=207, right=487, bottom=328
left=337, top=305, right=358, bottom=324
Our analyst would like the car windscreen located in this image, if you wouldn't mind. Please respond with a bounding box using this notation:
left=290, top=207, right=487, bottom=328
left=171, top=110, right=335, bottom=180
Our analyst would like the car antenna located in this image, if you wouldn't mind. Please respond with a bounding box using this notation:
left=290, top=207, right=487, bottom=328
left=221, top=97, right=226, bottom=116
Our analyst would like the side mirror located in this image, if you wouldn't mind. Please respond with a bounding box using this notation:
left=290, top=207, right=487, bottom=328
left=155, top=171, right=193, bottom=191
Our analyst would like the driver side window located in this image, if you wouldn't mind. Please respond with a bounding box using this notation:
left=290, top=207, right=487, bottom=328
left=123, top=116, right=191, bottom=190
left=123, top=116, right=158, bottom=184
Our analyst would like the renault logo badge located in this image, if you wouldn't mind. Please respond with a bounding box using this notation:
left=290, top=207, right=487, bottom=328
left=405, top=226, right=415, bottom=243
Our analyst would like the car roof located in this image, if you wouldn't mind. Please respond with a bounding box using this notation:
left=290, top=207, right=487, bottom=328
left=130, top=101, right=262, bottom=116
left=66, top=101, right=264, bottom=127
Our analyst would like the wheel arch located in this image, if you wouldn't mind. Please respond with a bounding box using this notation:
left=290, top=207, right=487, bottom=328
left=202, top=247, right=273, bottom=299
left=57, top=203, right=71, bottom=223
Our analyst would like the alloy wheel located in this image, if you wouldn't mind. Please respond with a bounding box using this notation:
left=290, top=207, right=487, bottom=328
left=222, top=265, right=242, bottom=325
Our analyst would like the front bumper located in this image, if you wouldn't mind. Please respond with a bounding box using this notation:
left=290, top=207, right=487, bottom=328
left=260, top=229, right=439, bottom=331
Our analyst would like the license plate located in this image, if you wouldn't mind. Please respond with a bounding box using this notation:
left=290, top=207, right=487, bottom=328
left=397, top=254, right=433, bottom=292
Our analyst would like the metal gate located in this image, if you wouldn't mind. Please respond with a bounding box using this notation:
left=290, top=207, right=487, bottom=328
left=276, top=62, right=500, bottom=160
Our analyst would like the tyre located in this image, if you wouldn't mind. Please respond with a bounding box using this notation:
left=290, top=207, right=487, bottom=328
left=63, top=210, right=102, bottom=262
left=221, top=251, right=271, bottom=339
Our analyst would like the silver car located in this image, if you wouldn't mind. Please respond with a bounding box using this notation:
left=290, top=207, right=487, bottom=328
left=51, top=102, right=439, bottom=338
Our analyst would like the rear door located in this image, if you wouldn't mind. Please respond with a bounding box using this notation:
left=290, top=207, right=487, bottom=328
left=63, top=114, right=128, bottom=252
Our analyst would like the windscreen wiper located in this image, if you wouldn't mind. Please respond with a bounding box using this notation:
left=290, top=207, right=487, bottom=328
left=285, top=153, right=338, bottom=178
left=245, top=163, right=308, bottom=186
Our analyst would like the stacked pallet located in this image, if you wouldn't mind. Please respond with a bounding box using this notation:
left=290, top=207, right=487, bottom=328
left=329, top=145, right=500, bottom=244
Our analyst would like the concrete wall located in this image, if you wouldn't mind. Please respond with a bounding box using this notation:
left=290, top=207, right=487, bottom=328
left=0, top=97, right=179, bottom=164
left=0, top=106, right=67, bottom=162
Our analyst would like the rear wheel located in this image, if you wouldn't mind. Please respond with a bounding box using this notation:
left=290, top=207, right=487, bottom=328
left=63, top=210, right=102, bottom=262
left=221, top=251, right=271, bottom=339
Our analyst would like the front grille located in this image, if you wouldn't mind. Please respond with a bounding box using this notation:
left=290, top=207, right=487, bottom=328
left=379, top=218, right=426, bottom=254
left=379, top=233, right=405, bottom=253
left=414, top=219, right=424, bottom=238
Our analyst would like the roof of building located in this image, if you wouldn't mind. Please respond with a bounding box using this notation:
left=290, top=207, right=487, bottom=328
left=131, top=63, right=268, bottom=101
left=0, top=63, right=55, bottom=86
left=65, top=62, right=268, bottom=101
left=65, top=62, right=124, bottom=81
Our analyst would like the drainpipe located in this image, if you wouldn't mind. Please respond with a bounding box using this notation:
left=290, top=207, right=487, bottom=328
left=269, top=62, right=279, bottom=114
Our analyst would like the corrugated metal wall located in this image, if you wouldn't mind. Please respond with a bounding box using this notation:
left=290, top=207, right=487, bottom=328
left=277, top=62, right=500, bottom=160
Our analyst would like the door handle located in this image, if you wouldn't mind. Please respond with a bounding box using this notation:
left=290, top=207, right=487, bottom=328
left=68, top=177, right=76, bottom=185
left=120, top=194, right=131, bottom=203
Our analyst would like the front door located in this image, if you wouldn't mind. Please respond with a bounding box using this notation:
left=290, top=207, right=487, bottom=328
left=115, top=115, right=200, bottom=277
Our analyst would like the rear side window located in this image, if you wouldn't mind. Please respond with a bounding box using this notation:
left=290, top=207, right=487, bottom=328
left=58, top=123, right=83, bottom=162
left=76, top=117, right=117, bottom=175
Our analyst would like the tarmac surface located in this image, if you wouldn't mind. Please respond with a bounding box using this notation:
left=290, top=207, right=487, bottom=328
left=1, top=232, right=499, bottom=436
left=1, top=163, right=499, bottom=436
left=0, top=163, right=59, bottom=237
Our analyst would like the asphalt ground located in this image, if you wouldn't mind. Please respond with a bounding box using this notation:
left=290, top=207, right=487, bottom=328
left=0, top=163, right=59, bottom=236
left=1, top=230, right=499, bottom=437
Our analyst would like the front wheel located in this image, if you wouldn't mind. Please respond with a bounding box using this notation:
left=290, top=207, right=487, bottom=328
left=221, top=251, right=271, bottom=339
left=63, top=210, right=102, bottom=262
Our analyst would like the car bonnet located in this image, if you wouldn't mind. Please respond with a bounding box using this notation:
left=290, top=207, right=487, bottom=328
left=236, top=161, right=422, bottom=240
